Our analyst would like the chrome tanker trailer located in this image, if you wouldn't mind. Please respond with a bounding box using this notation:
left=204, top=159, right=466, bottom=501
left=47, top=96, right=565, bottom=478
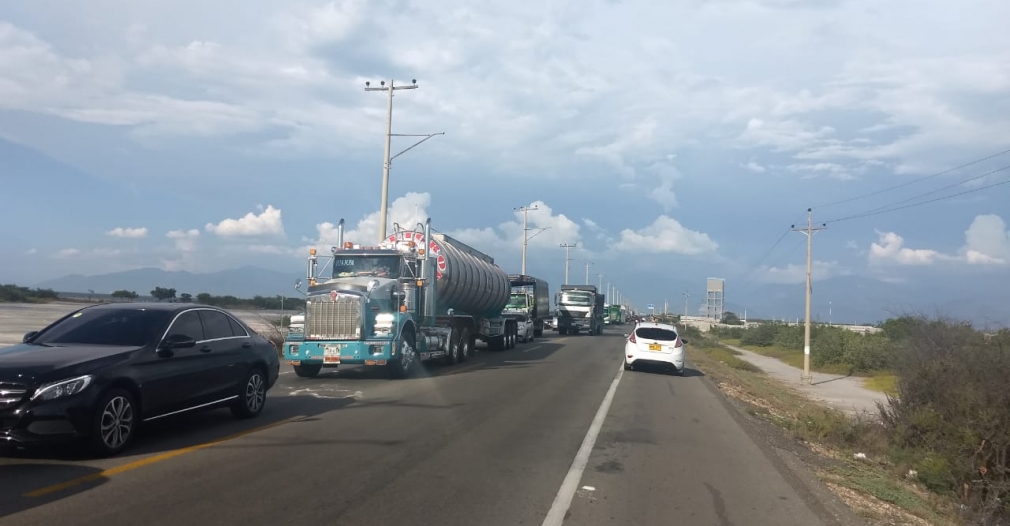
left=283, top=218, right=520, bottom=379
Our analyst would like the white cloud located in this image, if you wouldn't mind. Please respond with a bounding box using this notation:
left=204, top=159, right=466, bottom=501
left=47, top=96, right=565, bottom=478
left=756, top=260, right=845, bottom=285
left=164, top=229, right=200, bottom=271
left=961, top=214, right=1010, bottom=265
left=610, top=216, right=717, bottom=255
left=869, top=231, right=947, bottom=266
left=26, top=248, right=38, bottom=255
left=743, top=161, right=766, bottom=173
left=309, top=192, right=432, bottom=250
left=52, top=248, right=123, bottom=259
left=106, top=227, right=148, bottom=238
left=206, top=205, right=284, bottom=237
left=450, top=200, right=584, bottom=255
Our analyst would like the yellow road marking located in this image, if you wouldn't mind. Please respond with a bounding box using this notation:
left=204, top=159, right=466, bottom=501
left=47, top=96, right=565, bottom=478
left=442, top=363, right=482, bottom=376
left=22, top=415, right=304, bottom=498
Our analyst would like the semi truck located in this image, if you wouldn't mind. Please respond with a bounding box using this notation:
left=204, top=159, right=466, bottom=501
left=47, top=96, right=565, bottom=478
left=555, top=284, right=605, bottom=335
left=283, top=218, right=521, bottom=379
left=505, top=274, right=550, bottom=342
left=606, top=304, right=623, bottom=325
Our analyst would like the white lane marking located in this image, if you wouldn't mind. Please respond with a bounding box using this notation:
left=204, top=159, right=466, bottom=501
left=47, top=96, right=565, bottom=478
left=581, top=486, right=595, bottom=491
left=541, top=362, right=624, bottom=526
left=522, top=345, right=543, bottom=353
left=280, top=371, right=293, bottom=375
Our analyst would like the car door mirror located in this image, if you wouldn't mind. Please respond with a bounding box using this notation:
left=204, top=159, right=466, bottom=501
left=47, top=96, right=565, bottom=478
left=681, top=338, right=689, bottom=345
left=161, top=334, right=197, bottom=350
left=23, top=331, right=38, bottom=343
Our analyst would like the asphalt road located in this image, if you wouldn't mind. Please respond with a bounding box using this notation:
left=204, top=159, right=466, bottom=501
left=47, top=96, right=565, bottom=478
left=0, top=328, right=846, bottom=526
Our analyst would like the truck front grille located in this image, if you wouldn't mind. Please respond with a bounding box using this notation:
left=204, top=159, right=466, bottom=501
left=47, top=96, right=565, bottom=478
left=0, top=381, right=28, bottom=408
left=306, top=295, right=362, bottom=340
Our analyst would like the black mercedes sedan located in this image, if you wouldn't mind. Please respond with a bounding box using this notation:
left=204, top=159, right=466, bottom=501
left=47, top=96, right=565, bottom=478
left=0, top=302, right=281, bottom=456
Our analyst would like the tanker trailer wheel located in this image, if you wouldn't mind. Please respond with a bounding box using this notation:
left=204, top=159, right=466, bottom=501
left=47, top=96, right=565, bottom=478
left=443, top=327, right=461, bottom=366
left=458, top=328, right=472, bottom=361
left=389, top=330, right=417, bottom=379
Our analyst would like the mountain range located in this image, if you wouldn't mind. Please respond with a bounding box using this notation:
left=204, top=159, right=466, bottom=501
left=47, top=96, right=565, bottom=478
left=31, top=267, right=1010, bottom=327
left=36, top=266, right=302, bottom=299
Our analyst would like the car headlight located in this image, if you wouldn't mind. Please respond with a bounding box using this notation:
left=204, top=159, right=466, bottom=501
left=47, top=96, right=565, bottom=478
left=31, top=375, right=94, bottom=401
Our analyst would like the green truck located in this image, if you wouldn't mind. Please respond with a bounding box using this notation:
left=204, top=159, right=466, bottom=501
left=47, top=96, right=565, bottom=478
left=605, top=304, right=623, bottom=325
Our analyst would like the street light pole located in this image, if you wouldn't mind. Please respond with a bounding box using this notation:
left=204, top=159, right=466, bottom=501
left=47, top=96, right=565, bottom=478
left=516, top=204, right=539, bottom=275
left=584, top=261, right=592, bottom=285
left=365, top=78, right=444, bottom=242
left=560, top=243, right=577, bottom=285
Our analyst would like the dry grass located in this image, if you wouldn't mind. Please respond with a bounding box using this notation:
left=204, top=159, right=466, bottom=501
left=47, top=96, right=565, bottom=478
left=862, top=374, right=898, bottom=395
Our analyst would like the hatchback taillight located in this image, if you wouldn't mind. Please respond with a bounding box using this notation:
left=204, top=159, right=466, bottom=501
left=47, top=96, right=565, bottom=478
left=674, top=337, right=683, bottom=348
left=629, top=332, right=637, bottom=343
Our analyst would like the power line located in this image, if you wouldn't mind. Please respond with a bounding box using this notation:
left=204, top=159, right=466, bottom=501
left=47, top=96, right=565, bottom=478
left=823, top=164, right=1010, bottom=223
left=748, top=229, right=790, bottom=271
left=826, top=176, right=1010, bottom=224
left=813, top=147, right=1010, bottom=209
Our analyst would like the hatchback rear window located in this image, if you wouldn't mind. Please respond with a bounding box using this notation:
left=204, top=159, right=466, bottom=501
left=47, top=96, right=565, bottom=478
left=635, top=327, right=678, bottom=341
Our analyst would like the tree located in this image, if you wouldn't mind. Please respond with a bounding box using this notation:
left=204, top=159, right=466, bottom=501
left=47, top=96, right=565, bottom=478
left=196, top=292, right=212, bottom=304
left=150, top=286, right=177, bottom=301
left=179, top=293, right=193, bottom=302
left=111, top=290, right=138, bottom=299
left=721, top=311, right=744, bottom=325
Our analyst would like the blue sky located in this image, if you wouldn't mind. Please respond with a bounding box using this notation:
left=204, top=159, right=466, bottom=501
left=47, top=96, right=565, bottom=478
left=1, top=0, right=1009, bottom=319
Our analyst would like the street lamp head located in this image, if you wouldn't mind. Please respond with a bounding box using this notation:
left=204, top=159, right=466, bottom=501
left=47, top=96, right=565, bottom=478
left=365, top=81, right=370, bottom=87
left=412, top=78, right=417, bottom=84
left=380, top=80, right=385, bottom=86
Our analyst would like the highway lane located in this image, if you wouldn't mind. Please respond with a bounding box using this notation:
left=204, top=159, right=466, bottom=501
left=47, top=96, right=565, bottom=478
left=1, top=329, right=848, bottom=526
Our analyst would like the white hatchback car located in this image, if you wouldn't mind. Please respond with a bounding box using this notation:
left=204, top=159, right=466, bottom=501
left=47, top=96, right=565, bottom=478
left=624, top=322, right=687, bottom=374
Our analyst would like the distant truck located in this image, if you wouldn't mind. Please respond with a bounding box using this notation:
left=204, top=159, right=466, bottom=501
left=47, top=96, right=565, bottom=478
left=283, top=218, right=521, bottom=379
left=606, top=304, right=623, bottom=325
left=555, top=284, right=605, bottom=335
left=505, top=274, right=550, bottom=341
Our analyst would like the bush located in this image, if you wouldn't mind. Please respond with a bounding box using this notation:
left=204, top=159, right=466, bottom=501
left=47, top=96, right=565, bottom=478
left=741, top=323, right=779, bottom=347
left=880, top=317, right=1010, bottom=523
left=710, top=326, right=744, bottom=339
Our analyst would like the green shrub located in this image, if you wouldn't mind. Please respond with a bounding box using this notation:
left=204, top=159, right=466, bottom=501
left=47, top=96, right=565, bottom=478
left=881, top=317, right=1010, bottom=523
left=741, top=323, right=779, bottom=347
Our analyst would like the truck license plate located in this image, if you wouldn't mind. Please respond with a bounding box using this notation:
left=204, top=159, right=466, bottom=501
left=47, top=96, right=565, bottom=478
left=324, top=345, right=342, bottom=364
left=648, top=343, right=662, bottom=351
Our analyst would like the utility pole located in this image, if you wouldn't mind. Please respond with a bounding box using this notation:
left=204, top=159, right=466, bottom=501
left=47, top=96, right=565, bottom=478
left=560, top=243, right=577, bottom=285
left=365, top=79, right=443, bottom=241
left=682, top=290, right=691, bottom=316
left=792, top=208, right=827, bottom=385
left=584, top=262, right=593, bottom=285
left=515, top=205, right=539, bottom=275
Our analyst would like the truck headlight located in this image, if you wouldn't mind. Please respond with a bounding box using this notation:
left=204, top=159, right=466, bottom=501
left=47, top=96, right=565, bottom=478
left=31, top=375, right=93, bottom=401
left=375, top=313, right=395, bottom=332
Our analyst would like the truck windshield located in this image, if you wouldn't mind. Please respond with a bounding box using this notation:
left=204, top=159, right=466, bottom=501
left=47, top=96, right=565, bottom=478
left=332, top=256, right=401, bottom=278
left=506, top=294, right=529, bottom=309
left=560, top=292, right=593, bottom=306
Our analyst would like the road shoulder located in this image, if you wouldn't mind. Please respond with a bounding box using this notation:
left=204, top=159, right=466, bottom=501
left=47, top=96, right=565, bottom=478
left=688, top=342, right=955, bottom=526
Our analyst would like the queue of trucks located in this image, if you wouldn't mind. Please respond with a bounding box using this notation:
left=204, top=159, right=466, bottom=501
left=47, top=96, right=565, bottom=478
left=282, top=218, right=561, bottom=379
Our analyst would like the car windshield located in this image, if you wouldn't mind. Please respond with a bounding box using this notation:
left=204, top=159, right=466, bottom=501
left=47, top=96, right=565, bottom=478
left=560, top=292, right=593, bottom=306
left=30, top=308, right=173, bottom=347
left=635, top=327, right=678, bottom=341
left=332, top=256, right=401, bottom=278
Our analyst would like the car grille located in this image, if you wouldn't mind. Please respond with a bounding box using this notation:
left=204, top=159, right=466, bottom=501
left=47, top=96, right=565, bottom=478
left=0, top=381, right=28, bottom=408
left=560, top=309, right=589, bottom=318
left=306, top=295, right=362, bottom=340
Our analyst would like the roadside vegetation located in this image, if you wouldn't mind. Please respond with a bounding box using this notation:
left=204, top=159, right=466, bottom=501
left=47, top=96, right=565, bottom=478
left=691, top=317, right=1010, bottom=525
left=0, top=284, right=59, bottom=303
